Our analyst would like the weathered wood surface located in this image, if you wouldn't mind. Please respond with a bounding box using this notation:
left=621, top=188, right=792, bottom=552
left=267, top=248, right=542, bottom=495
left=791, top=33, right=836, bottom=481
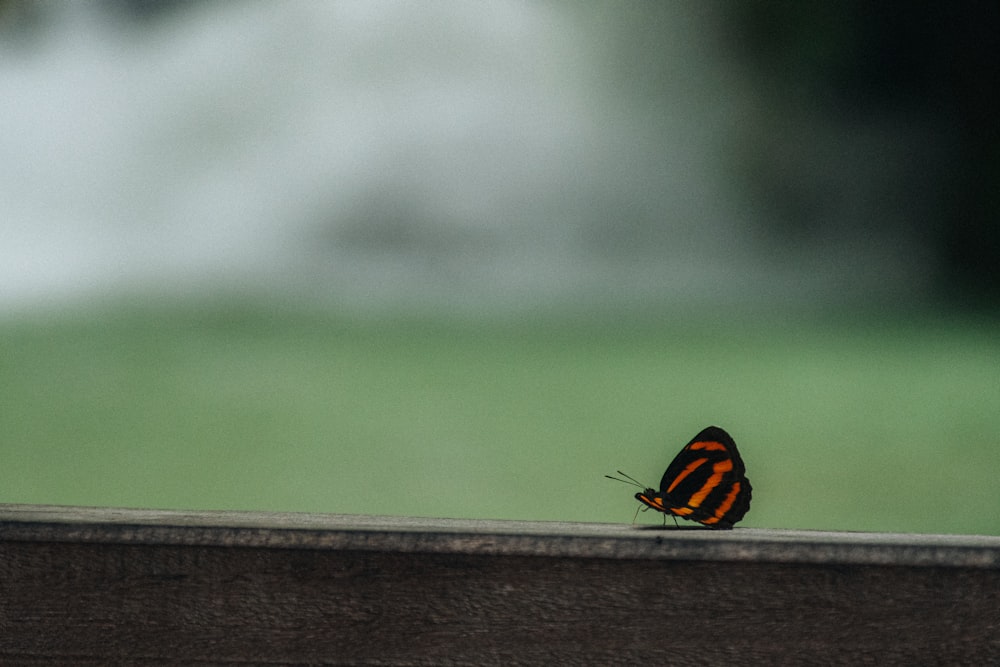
left=2, top=504, right=1000, bottom=664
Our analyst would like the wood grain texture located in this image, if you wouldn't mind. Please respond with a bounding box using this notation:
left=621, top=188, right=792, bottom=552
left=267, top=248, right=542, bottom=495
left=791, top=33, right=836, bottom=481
left=2, top=505, right=1000, bottom=664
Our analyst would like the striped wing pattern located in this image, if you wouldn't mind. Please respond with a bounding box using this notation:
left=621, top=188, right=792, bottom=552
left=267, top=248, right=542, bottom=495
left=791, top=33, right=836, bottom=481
left=635, top=426, right=752, bottom=529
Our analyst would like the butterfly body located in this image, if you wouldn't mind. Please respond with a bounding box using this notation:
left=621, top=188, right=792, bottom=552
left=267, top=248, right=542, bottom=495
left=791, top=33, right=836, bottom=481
left=619, top=426, right=752, bottom=529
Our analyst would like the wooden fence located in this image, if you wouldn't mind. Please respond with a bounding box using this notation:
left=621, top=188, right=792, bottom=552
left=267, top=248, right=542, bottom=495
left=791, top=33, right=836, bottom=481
left=2, top=504, right=999, bottom=664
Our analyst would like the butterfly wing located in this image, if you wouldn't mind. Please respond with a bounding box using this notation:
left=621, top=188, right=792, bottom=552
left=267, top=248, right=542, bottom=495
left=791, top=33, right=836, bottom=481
left=650, top=426, right=752, bottom=529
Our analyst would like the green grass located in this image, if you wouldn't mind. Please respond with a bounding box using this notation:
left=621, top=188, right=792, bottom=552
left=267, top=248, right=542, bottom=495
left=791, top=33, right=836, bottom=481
left=2, top=300, right=998, bottom=534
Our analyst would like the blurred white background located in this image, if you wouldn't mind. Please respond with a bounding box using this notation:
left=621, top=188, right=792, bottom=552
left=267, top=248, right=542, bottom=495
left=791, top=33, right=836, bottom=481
left=2, top=1, right=951, bottom=316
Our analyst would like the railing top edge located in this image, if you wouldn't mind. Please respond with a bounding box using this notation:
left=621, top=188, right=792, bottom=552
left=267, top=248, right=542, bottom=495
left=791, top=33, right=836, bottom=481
left=2, top=503, right=999, bottom=569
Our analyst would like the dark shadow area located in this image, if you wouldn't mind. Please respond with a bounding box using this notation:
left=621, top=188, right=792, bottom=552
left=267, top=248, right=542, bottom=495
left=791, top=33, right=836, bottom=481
left=727, top=1, right=1000, bottom=310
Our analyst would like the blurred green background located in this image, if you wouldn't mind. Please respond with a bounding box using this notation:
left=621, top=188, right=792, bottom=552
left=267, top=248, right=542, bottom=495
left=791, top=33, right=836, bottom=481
left=1, top=2, right=998, bottom=534
left=3, top=300, right=998, bottom=534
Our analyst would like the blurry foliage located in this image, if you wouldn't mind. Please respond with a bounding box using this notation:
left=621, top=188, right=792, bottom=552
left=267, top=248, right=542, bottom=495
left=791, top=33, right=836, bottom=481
left=2, top=1, right=997, bottom=310
left=728, top=1, right=1000, bottom=308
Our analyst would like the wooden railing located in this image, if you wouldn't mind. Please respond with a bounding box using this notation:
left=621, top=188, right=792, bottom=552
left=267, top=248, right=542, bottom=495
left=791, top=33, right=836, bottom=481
left=2, top=504, right=999, bottom=664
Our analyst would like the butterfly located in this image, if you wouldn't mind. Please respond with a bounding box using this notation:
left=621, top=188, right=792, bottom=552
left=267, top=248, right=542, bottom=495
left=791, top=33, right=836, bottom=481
left=607, top=426, right=752, bottom=529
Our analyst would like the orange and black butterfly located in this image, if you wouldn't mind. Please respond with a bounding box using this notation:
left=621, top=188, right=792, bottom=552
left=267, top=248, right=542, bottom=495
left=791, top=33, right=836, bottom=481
left=607, top=426, right=752, bottom=529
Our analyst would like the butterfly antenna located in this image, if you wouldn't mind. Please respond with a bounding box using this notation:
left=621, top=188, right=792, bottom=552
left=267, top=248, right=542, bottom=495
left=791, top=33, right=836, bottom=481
left=604, top=470, right=646, bottom=489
